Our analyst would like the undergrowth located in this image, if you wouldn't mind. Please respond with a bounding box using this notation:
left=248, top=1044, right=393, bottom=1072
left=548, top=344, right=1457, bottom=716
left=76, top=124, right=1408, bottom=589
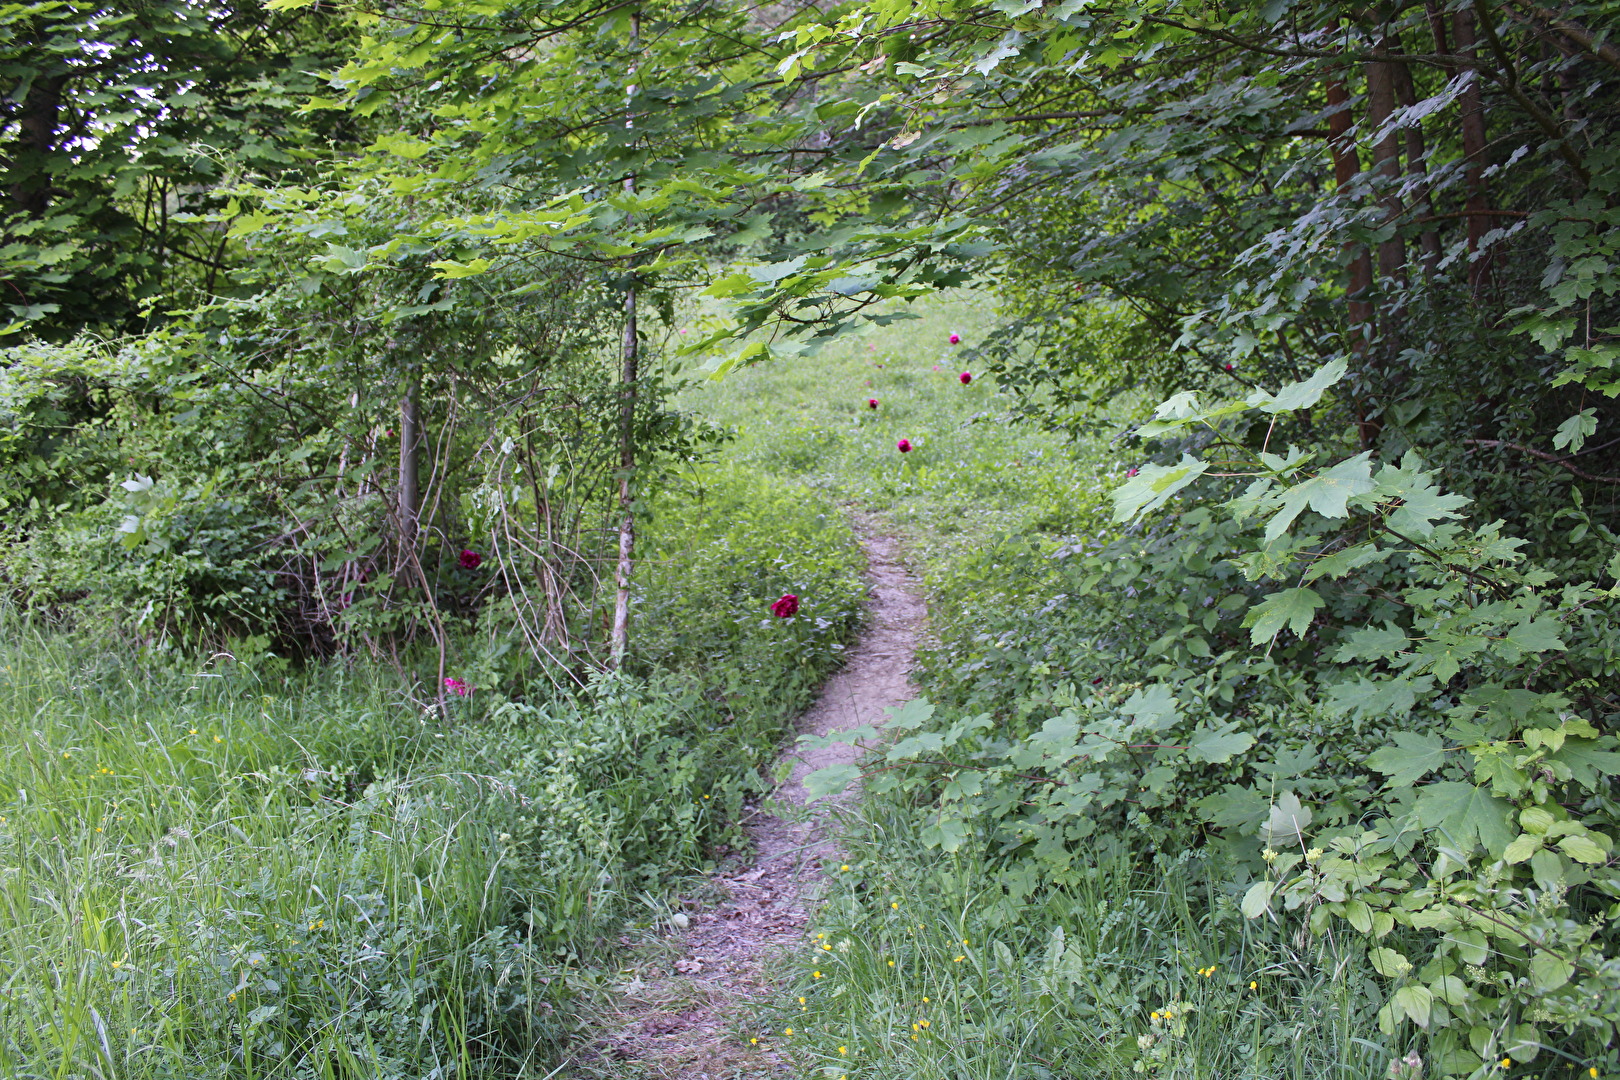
left=0, top=463, right=864, bottom=1078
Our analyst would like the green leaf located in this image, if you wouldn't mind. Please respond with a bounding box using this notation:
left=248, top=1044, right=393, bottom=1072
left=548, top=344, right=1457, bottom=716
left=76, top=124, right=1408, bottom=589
left=1528, top=953, right=1572, bottom=991
left=1240, top=880, right=1275, bottom=918
left=802, top=764, right=861, bottom=803
left=1501, top=833, right=1541, bottom=864
left=1556, top=833, right=1607, bottom=864
left=1365, top=731, right=1446, bottom=788
left=1392, top=984, right=1433, bottom=1028
left=1263, top=453, right=1375, bottom=541
left=1249, top=359, right=1347, bottom=414
left=1242, top=587, right=1323, bottom=645
left=1334, top=622, right=1410, bottom=663
left=1259, top=791, right=1312, bottom=847
left=1448, top=929, right=1489, bottom=966
left=1110, top=455, right=1209, bottom=522
left=1369, top=947, right=1412, bottom=978
left=1553, top=409, right=1597, bottom=453
left=1186, top=721, right=1255, bottom=764
left=1502, top=617, right=1566, bottom=655
left=1413, top=782, right=1514, bottom=855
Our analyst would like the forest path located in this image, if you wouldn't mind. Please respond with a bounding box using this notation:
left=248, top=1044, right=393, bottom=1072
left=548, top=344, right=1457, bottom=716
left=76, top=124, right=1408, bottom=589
left=579, top=518, right=925, bottom=1079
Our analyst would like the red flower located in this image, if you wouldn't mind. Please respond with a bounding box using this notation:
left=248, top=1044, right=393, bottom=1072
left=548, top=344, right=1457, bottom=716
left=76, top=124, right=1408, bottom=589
left=770, top=594, right=799, bottom=618
left=948, top=332, right=961, bottom=344
left=959, top=372, right=972, bottom=385
left=458, top=549, right=482, bottom=569
left=1126, top=467, right=1139, bottom=477
left=1224, top=362, right=1235, bottom=372
left=868, top=398, right=879, bottom=409
left=444, top=677, right=472, bottom=697
left=896, top=438, right=912, bottom=453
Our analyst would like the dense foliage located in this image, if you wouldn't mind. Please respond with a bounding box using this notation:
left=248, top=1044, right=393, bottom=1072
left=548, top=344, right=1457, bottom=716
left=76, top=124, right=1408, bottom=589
left=6, top=0, right=1620, bottom=1074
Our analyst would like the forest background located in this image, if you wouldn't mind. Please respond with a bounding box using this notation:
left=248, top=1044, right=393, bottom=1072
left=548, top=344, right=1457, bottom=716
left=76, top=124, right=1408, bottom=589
left=2, top=0, right=1619, bottom=1076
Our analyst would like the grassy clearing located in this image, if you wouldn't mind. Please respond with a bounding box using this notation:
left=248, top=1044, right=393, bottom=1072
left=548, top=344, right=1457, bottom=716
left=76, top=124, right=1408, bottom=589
left=680, top=292, right=1397, bottom=1078
left=678, top=291, right=1116, bottom=567
left=0, top=465, right=865, bottom=1078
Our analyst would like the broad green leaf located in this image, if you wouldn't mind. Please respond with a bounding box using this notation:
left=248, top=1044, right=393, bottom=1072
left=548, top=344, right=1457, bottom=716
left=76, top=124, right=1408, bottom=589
left=1240, top=880, right=1275, bottom=918
left=1248, top=358, right=1347, bottom=414
left=1528, top=953, right=1572, bottom=990
left=1186, top=721, right=1255, bottom=764
left=1448, top=929, right=1489, bottom=966
left=1365, top=731, right=1446, bottom=788
left=1501, top=833, right=1541, bottom=864
left=1369, top=947, right=1412, bottom=978
left=1110, top=455, right=1209, bottom=522
left=802, top=764, right=861, bottom=803
left=1335, top=622, right=1411, bottom=662
left=1118, top=683, right=1181, bottom=729
left=1556, top=833, right=1607, bottom=864
left=1343, top=898, right=1373, bottom=933
left=1242, top=587, right=1323, bottom=645
left=1263, top=453, right=1375, bottom=541
left=1392, top=984, right=1433, bottom=1028
left=1413, top=782, right=1514, bottom=855
left=1553, top=409, right=1597, bottom=453
left=1259, top=791, right=1312, bottom=847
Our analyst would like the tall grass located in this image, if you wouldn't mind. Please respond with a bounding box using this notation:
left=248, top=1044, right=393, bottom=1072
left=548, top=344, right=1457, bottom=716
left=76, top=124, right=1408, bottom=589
left=0, top=463, right=869, bottom=1078
left=765, top=800, right=1388, bottom=1080
left=0, top=625, right=589, bottom=1077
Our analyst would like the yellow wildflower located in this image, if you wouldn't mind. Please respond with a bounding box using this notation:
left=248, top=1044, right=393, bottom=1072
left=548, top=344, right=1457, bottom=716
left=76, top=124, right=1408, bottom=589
left=888, top=959, right=895, bottom=967
left=838, top=1046, right=847, bottom=1055
left=1261, top=848, right=1278, bottom=862
left=784, top=1027, right=793, bottom=1036
left=891, top=902, right=899, bottom=909
left=1500, top=1058, right=1510, bottom=1069
left=813, top=971, right=822, bottom=979
left=953, top=955, right=964, bottom=962
left=1249, top=981, right=1258, bottom=990
left=840, top=864, right=850, bottom=871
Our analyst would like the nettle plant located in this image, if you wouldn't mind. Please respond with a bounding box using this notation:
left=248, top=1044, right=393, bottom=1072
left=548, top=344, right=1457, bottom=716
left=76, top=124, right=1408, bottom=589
left=810, top=362, right=1620, bottom=1073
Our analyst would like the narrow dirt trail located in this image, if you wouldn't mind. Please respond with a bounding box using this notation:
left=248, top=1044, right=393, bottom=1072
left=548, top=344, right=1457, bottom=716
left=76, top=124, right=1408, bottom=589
left=583, top=521, right=925, bottom=1079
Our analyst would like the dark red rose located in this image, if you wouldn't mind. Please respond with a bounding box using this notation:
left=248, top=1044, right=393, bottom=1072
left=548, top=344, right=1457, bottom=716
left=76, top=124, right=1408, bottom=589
left=458, top=549, right=483, bottom=569
left=1126, top=467, right=1139, bottom=477
left=770, top=593, right=799, bottom=618
left=897, top=438, right=912, bottom=453
left=949, top=332, right=961, bottom=344
left=868, top=398, right=879, bottom=409
left=959, top=372, right=972, bottom=385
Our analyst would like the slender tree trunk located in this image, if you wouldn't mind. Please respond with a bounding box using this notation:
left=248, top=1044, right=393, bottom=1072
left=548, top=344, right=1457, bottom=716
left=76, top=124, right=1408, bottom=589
left=609, top=10, right=641, bottom=670
left=1393, top=59, right=1441, bottom=276
left=1366, top=37, right=1407, bottom=288
left=1454, top=8, right=1494, bottom=295
left=398, top=369, right=421, bottom=553
left=1326, top=68, right=1379, bottom=447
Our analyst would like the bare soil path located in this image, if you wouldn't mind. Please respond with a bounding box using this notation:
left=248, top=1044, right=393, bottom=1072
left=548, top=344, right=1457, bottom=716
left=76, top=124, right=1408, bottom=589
left=580, top=520, right=925, bottom=1079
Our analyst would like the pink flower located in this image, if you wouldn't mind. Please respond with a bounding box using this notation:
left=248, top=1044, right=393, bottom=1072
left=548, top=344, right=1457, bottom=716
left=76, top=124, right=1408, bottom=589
left=770, top=594, right=799, bottom=618
left=1126, top=467, right=1139, bottom=477
left=959, top=372, right=972, bottom=385
left=458, top=549, right=482, bottom=570
left=948, top=333, right=961, bottom=345
left=444, top=677, right=472, bottom=697
left=1224, top=362, right=1235, bottom=372
left=868, top=398, right=879, bottom=409
left=897, top=438, right=912, bottom=453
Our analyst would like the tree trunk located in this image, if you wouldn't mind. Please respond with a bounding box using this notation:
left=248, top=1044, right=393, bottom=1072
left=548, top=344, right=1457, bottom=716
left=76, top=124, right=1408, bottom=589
left=609, top=10, right=641, bottom=671
left=1326, top=68, right=1378, bottom=447
left=1393, top=59, right=1441, bottom=276
left=1366, top=38, right=1407, bottom=287
left=8, top=73, right=65, bottom=218
left=398, top=371, right=421, bottom=553
left=1454, top=9, right=1493, bottom=295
